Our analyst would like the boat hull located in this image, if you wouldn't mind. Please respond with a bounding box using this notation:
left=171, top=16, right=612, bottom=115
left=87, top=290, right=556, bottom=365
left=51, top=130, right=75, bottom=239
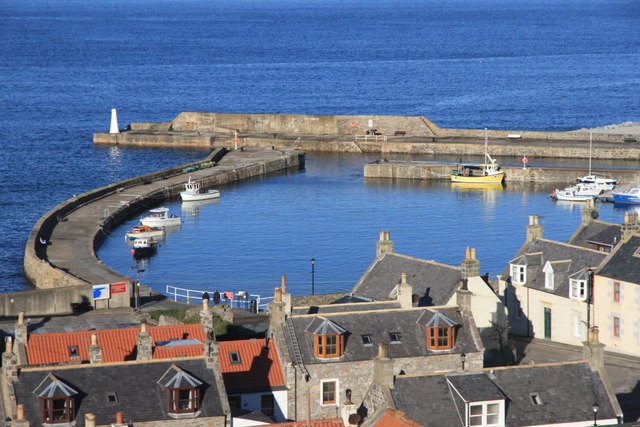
left=140, top=218, right=182, bottom=227
left=551, top=193, right=595, bottom=202
left=125, top=230, right=165, bottom=240
left=180, top=190, right=220, bottom=201
left=451, top=172, right=505, bottom=184
left=613, top=193, right=640, bottom=204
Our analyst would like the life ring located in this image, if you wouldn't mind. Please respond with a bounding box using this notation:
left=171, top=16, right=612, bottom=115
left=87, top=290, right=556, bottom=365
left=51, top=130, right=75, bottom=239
left=522, top=156, right=529, bottom=164
left=350, top=121, right=357, bottom=128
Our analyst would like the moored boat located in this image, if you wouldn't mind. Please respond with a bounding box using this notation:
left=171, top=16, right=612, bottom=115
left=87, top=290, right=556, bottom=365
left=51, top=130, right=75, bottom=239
left=125, top=225, right=165, bottom=240
left=451, top=128, right=505, bottom=184
left=131, top=238, right=158, bottom=257
left=140, top=207, right=182, bottom=227
left=550, top=183, right=601, bottom=202
left=575, top=174, right=617, bottom=190
left=613, top=186, right=640, bottom=204
left=180, top=177, right=220, bottom=201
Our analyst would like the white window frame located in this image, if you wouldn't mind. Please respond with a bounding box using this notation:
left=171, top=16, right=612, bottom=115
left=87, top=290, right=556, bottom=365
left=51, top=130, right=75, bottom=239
left=467, top=400, right=504, bottom=427
left=319, top=379, right=339, bottom=407
left=543, top=262, right=554, bottom=289
left=510, top=264, right=526, bottom=284
left=569, top=279, right=587, bottom=301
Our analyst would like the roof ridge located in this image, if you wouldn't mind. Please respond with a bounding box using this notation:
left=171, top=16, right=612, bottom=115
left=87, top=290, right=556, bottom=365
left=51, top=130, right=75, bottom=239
left=21, top=356, right=206, bottom=372
left=392, top=252, right=462, bottom=270
left=290, top=305, right=459, bottom=317
left=397, top=360, right=588, bottom=379
left=27, top=323, right=204, bottom=337
left=537, top=238, right=607, bottom=254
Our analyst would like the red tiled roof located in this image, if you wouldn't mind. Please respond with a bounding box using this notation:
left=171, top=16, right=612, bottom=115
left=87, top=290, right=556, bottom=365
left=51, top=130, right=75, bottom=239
left=266, top=419, right=344, bottom=427
left=371, top=409, right=425, bottom=427
left=26, top=324, right=206, bottom=365
left=218, top=338, right=285, bottom=394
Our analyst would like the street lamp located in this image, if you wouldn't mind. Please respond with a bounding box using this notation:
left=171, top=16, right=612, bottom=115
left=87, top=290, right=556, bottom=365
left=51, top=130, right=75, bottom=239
left=460, top=352, right=466, bottom=371
left=310, top=258, right=316, bottom=295
left=592, top=401, right=599, bottom=426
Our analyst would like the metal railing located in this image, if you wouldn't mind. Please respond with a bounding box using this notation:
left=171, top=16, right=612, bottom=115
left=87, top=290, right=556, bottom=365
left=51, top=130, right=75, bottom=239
left=355, top=134, right=388, bottom=143
left=165, top=285, right=273, bottom=311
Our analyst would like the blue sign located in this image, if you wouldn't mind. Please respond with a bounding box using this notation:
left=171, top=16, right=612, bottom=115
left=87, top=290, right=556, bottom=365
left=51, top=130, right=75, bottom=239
left=92, top=284, right=110, bottom=300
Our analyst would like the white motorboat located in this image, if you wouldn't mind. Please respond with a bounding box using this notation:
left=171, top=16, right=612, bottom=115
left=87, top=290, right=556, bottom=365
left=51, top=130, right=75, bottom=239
left=550, top=183, right=601, bottom=202
left=131, top=238, right=158, bottom=257
left=180, top=177, right=220, bottom=201
left=140, top=207, right=182, bottom=227
left=575, top=133, right=617, bottom=190
left=125, top=225, right=165, bottom=240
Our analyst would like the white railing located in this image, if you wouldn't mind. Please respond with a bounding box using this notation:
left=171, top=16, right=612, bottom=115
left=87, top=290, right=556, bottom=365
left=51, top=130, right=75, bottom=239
left=355, top=134, right=387, bottom=143
left=165, top=285, right=273, bottom=312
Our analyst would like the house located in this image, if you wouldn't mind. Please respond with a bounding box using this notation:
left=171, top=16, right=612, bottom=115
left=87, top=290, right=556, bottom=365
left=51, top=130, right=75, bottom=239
left=500, top=215, right=607, bottom=345
left=567, top=199, right=622, bottom=253
left=358, top=328, right=623, bottom=426
left=348, top=231, right=507, bottom=351
left=268, top=278, right=485, bottom=422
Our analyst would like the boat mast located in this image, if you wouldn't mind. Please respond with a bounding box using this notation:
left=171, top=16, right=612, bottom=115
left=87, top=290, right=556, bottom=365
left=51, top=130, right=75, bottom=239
left=589, top=132, right=592, bottom=175
left=484, top=128, right=496, bottom=165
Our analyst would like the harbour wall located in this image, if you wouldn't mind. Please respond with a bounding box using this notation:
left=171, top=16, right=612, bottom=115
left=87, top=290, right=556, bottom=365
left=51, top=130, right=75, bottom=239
left=93, top=112, right=640, bottom=159
left=21, top=147, right=304, bottom=316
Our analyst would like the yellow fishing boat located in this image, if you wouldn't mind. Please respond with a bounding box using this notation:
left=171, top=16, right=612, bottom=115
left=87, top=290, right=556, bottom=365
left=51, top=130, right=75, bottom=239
left=451, top=128, right=505, bottom=184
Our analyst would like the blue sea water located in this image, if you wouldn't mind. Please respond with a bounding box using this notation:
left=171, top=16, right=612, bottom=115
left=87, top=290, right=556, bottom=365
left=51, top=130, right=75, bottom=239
left=1, top=0, right=640, bottom=296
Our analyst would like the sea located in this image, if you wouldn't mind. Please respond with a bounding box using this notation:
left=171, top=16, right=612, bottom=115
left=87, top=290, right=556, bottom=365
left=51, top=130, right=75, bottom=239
left=1, top=0, right=640, bottom=298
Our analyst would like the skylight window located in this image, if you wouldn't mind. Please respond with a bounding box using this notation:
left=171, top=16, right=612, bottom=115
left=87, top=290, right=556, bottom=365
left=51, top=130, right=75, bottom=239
left=530, top=393, right=543, bottom=406
left=361, top=334, right=373, bottom=346
left=68, top=345, right=79, bottom=359
left=229, top=351, right=241, bottom=365
left=106, top=392, right=118, bottom=403
left=389, top=332, right=402, bottom=343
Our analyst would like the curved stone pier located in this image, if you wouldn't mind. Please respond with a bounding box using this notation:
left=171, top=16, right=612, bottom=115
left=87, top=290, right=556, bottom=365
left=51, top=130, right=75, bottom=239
left=21, top=147, right=304, bottom=313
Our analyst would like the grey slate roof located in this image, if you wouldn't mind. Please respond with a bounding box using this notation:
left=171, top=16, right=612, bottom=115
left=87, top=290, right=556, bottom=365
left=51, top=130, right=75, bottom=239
left=291, top=301, right=401, bottom=315
left=568, top=220, right=621, bottom=250
left=501, top=239, right=606, bottom=298
left=285, top=307, right=478, bottom=365
left=598, top=235, right=640, bottom=283
left=392, top=363, right=618, bottom=427
left=352, top=253, right=461, bottom=306
left=14, top=358, right=226, bottom=426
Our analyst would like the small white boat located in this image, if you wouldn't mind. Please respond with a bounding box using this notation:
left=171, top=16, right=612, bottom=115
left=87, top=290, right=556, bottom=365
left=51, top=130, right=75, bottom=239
left=131, top=238, right=158, bottom=257
left=140, top=207, right=182, bottom=227
left=550, top=183, right=601, bottom=202
left=125, top=225, right=165, bottom=240
left=575, top=174, right=617, bottom=190
left=180, top=177, right=220, bottom=202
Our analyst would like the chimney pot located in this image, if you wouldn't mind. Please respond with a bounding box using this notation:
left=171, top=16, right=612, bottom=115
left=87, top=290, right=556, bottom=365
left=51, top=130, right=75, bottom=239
left=377, top=343, right=388, bottom=359
left=5, top=337, right=12, bottom=354
left=85, top=413, right=96, bottom=427
left=379, top=230, right=385, bottom=241
left=91, top=333, right=98, bottom=346
left=589, top=326, right=600, bottom=343
left=116, top=411, right=123, bottom=424
left=401, top=273, right=407, bottom=284
left=281, top=275, right=287, bottom=293
left=274, top=287, right=282, bottom=302
left=465, top=247, right=470, bottom=259
left=471, top=248, right=476, bottom=260
left=18, top=312, right=24, bottom=325
left=17, top=404, right=24, bottom=420
left=202, top=297, right=209, bottom=312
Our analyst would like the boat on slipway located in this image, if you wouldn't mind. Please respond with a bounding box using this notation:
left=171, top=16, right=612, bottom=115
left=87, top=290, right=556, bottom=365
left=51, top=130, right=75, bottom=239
left=451, top=129, right=505, bottom=184
left=125, top=225, right=166, bottom=240
left=180, top=177, right=221, bottom=202
left=550, top=183, right=601, bottom=202
left=140, top=207, right=182, bottom=227
left=613, top=187, right=640, bottom=204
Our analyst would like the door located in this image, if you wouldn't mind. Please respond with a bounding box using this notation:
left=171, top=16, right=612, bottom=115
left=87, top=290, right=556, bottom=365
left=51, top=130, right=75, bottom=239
left=544, top=308, right=552, bottom=339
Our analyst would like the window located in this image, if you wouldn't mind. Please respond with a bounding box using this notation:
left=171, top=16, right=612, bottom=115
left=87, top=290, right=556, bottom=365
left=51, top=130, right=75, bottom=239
left=510, top=264, right=526, bottom=284
left=228, top=395, right=241, bottom=409
left=106, top=392, right=118, bottom=403
left=168, top=387, right=200, bottom=413
left=389, top=332, right=402, bottom=343
left=613, top=282, right=621, bottom=302
left=426, top=326, right=455, bottom=350
left=468, top=401, right=503, bottom=427
left=261, top=394, right=275, bottom=417
left=321, top=380, right=338, bottom=405
left=529, top=393, right=543, bottom=406
left=68, top=345, right=79, bottom=360
left=361, top=334, right=373, bottom=346
left=613, top=317, right=620, bottom=337
left=229, top=351, right=241, bottom=365
left=569, top=279, right=587, bottom=301
left=543, top=262, right=554, bottom=289
left=40, top=397, right=75, bottom=424
left=314, top=334, right=344, bottom=358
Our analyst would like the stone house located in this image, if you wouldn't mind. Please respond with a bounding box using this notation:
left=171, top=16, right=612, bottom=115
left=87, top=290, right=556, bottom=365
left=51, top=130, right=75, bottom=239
left=358, top=328, right=623, bottom=426
left=566, top=198, right=623, bottom=253
left=348, top=231, right=508, bottom=352
left=499, top=215, right=607, bottom=346
left=268, top=278, right=485, bottom=422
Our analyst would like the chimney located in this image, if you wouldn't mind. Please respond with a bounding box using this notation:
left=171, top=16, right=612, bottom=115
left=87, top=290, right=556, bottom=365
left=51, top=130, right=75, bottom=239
left=11, top=404, right=30, bottom=427
left=373, top=344, right=394, bottom=389
left=267, top=286, right=287, bottom=338
left=582, top=198, right=598, bottom=226
left=85, top=413, right=96, bottom=427
left=89, top=333, right=103, bottom=364
left=203, top=330, right=219, bottom=370
left=622, top=212, right=640, bottom=242
left=2, top=338, right=18, bottom=382
left=281, top=275, right=292, bottom=314
left=461, top=247, right=480, bottom=279
left=397, top=273, right=413, bottom=309
left=340, top=389, right=359, bottom=427
left=136, top=320, right=153, bottom=361
left=200, top=295, right=215, bottom=337
left=110, top=108, right=119, bottom=134
left=583, top=327, right=605, bottom=371
left=376, top=230, right=394, bottom=259
left=456, top=279, right=473, bottom=314
left=116, top=412, right=123, bottom=424
left=14, top=312, right=27, bottom=347
left=526, top=215, right=543, bottom=242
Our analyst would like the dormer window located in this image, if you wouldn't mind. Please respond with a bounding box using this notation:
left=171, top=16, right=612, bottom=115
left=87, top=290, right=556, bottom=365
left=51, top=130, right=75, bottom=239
left=543, top=262, right=554, bottom=290
left=34, top=374, right=78, bottom=425
left=569, top=279, right=587, bottom=301
left=510, top=264, right=526, bottom=284
left=423, top=312, right=458, bottom=351
left=159, top=364, right=203, bottom=417
left=468, top=400, right=504, bottom=427
left=309, top=318, right=346, bottom=359
left=389, top=332, right=402, bottom=343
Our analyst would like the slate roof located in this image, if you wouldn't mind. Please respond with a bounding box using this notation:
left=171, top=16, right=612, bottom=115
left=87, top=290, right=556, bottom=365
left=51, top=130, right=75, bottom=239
left=291, top=300, right=400, bottom=315
left=218, top=338, right=286, bottom=394
left=352, top=253, right=462, bottom=306
left=26, top=323, right=206, bottom=365
left=14, top=357, right=226, bottom=426
left=391, top=362, right=618, bottom=427
left=597, top=235, right=640, bottom=283
left=285, top=307, right=478, bottom=365
left=568, top=220, right=621, bottom=250
left=501, top=239, right=606, bottom=298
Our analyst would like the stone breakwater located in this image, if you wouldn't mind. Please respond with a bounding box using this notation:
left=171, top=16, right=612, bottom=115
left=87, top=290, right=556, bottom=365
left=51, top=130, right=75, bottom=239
left=93, top=112, right=640, bottom=160
left=18, top=147, right=303, bottom=316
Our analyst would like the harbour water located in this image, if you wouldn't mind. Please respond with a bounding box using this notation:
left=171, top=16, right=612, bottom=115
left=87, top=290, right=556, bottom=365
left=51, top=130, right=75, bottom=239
left=2, top=0, right=640, bottom=296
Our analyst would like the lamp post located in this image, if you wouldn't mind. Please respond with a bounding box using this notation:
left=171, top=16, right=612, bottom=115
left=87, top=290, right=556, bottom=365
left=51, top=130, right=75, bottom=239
left=310, top=258, right=315, bottom=295
left=130, top=265, right=145, bottom=309
left=460, top=352, right=466, bottom=371
left=592, top=402, right=599, bottom=426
